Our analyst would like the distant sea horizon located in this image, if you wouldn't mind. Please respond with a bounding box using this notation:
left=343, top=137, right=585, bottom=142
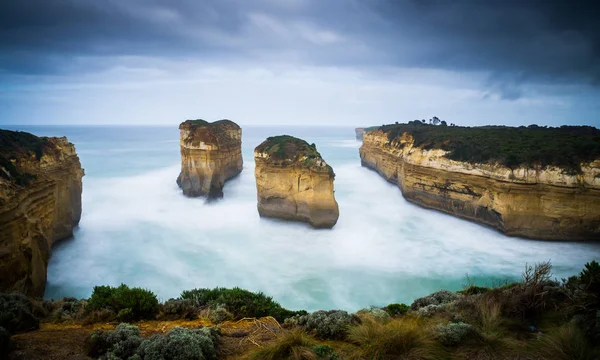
left=2, top=124, right=599, bottom=311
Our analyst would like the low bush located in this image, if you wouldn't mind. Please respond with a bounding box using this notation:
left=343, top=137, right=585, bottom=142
left=47, top=297, right=87, bottom=323
left=384, top=303, right=410, bottom=317
left=246, top=330, right=318, bottom=360
left=564, top=260, right=600, bottom=341
left=348, top=317, right=445, bottom=360
left=87, top=284, right=159, bottom=321
left=208, top=306, right=233, bottom=324
left=411, top=290, right=459, bottom=310
left=85, top=323, right=143, bottom=359
left=284, top=310, right=360, bottom=340
left=312, top=344, right=338, bottom=360
left=531, top=323, right=599, bottom=360
left=180, top=287, right=304, bottom=322
left=158, top=299, right=198, bottom=320
left=137, top=326, right=220, bottom=360
left=0, top=326, right=11, bottom=359
left=416, top=304, right=446, bottom=317
left=457, top=286, right=489, bottom=296
left=355, top=307, right=391, bottom=323
left=435, top=322, right=477, bottom=347
left=0, top=292, right=39, bottom=333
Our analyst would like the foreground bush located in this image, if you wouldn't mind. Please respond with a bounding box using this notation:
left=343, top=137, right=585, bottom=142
left=180, top=287, right=304, bottom=322
left=532, top=323, right=599, bottom=360
left=284, top=310, right=360, bottom=340
left=564, top=260, right=600, bottom=341
left=435, top=322, right=476, bottom=347
left=247, top=330, right=337, bottom=360
left=411, top=290, right=459, bottom=310
left=0, top=326, right=11, bottom=359
left=137, top=326, right=220, bottom=360
left=0, top=293, right=39, bottom=333
left=158, top=299, right=198, bottom=320
left=86, top=324, right=220, bottom=360
left=47, top=297, right=87, bottom=323
left=355, top=307, right=391, bottom=323
left=384, top=303, right=410, bottom=317
left=85, top=323, right=143, bottom=359
left=348, top=317, right=445, bottom=360
left=87, top=284, right=159, bottom=321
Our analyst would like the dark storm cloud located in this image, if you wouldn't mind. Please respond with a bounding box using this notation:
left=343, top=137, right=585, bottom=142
left=0, top=0, right=599, bottom=92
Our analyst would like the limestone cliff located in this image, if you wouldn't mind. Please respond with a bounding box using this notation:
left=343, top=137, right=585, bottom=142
left=254, top=136, right=339, bottom=229
left=360, top=127, right=600, bottom=241
left=0, top=130, right=84, bottom=296
left=177, top=119, right=243, bottom=198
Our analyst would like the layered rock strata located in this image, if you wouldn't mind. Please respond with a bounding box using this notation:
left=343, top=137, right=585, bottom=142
left=0, top=130, right=84, bottom=296
left=177, top=120, right=243, bottom=198
left=254, top=136, right=339, bottom=228
left=360, top=129, right=600, bottom=240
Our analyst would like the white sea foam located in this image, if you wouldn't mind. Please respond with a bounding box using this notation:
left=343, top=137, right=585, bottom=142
left=46, top=156, right=600, bottom=311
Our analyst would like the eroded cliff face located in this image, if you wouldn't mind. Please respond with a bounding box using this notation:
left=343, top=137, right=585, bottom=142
left=254, top=136, right=339, bottom=229
left=0, top=130, right=84, bottom=296
left=177, top=120, right=243, bottom=198
left=360, top=130, right=600, bottom=240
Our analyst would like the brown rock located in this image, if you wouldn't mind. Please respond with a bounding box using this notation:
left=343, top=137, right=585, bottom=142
left=0, top=130, right=84, bottom=296
left=359, top=129, right=600, bottom=240
left=254, top=135, right=339, bottom=229
left=176, top=119, right=243, bottom=198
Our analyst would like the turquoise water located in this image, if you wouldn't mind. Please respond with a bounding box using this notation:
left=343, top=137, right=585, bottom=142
left=3, top=125, right=600, bottom=311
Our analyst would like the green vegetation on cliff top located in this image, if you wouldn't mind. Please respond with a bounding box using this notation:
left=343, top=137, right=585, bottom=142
left=0, top=129, right=52, bottom=186
left=256, top=135, right=333, bottom=174
left=377, top=122, right=600, bottom=174
left=180, top=119, right=238, bottom=130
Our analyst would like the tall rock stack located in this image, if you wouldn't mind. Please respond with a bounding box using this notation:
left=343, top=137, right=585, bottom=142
left=0, top=130, right=84, bottom=296
left=177, top=119, right=243, bottom=198
left=254, top=135, right=339, bottom=229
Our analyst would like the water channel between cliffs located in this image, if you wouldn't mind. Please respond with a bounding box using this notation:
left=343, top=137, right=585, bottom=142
left=5, top=125, right=599, bottom=312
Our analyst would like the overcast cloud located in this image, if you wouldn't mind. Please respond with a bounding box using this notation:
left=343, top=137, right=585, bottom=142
left=0, top=0, right=599, bottom=126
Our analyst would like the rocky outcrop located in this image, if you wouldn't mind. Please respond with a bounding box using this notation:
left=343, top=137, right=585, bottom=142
left=360, top=129, right=600, bottom=241
left=0, top=130, right=84, bottom=296
left=177, top=120, right=243, bottom=198
left=254, top=136, right=339, bottom=228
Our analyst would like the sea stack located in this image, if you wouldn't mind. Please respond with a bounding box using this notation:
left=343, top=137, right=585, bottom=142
left=254, top=135, right=339, bottom=228
left=0, top=130, right=84, bottom=296
left=177, top=119, right=243, bottom=198
left=360, top=122, right=600, bottom=241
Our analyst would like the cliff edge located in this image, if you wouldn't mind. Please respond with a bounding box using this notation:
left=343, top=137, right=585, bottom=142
left=359, top=123, right=600, bottom=240
left=0, top=130, right=84, bottom=296
left=177, top=119, right=243, bottom=198
left=254, top=135, right=339, bottom=229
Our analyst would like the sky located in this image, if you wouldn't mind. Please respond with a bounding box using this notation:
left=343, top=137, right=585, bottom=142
left=0, top=0, right=599, bottom=127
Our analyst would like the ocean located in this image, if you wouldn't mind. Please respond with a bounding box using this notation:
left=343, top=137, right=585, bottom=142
left=3, top=125, right=600, bottom=311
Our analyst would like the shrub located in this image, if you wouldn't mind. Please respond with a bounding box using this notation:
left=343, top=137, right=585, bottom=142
left=531, top=323, right=599, bottom=360
left=312, top=344, right=338, bottom=360
left=87, top=284, right=159, bottom=321
left=348, top=317, right=445, bottom=360
left=384, top=303, right=410, bottom=317
left=416, top=304, right=446, bottom=317
left=411, top=290, right=459, bottom=310
left=246, top=330, right=317, bottom=360
left=356, top=307, right=391, bottom=323
left=0, top=292, right=39, bottom=333
left=85, top=323, right=143, bottom=359
left=0, top=326, right=11, bottom=358
left=564, top=260, right=600, bottom=341
left=435, top=322, right=476, bottom=347
left=208, top=306, right=233, bottom=324
left=458, top=286, right=489, bottom=296
left=137, top=326, right=220, bottom=360
left=180, top=287, right=304, bottom=322
left=48, top=297, right=87, bottom=323
left=284, top=310, right=360, bottom=340
left=158, top=299, right=198, bottom=320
